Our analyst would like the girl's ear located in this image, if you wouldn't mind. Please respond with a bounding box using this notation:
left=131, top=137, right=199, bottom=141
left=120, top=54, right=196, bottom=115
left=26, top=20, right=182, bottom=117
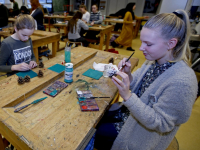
left=14, top=27, right=18, bottom=33
left=167, top=38, right=178, bottom=50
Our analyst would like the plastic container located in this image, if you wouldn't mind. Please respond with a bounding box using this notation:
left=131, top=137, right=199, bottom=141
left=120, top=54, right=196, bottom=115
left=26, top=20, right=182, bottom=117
left=64, top=63, right=73, bottom=83
left=65, top=46, right=71, bottom=63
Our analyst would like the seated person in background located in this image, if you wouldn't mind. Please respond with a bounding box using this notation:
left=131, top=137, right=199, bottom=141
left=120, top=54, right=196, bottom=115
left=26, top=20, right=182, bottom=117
left=14, top=6, right=30, bottom=18
left=0, top=3, right=9, bottom=29
left=20, top=6, right=30, bottom=14
left=0, top=15, right=37, bottom=76
left=79, top=4, right=90, bottom=23
left=85, top=4, right=102, bottom=40
left=89, top=4, right=102, bottom=25
left=10, top=0, right=20, bottom=17
left=30, top=0, right=45, bottom=31
left=68, top=11, right=89, bottom=47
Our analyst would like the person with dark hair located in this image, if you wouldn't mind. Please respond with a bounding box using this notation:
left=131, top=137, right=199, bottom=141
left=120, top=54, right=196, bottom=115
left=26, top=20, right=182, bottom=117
left=95, top=9, right=197, bottom=150
left=20, top=6, right=30, bottom=14
left=0, top=3, right=9, bottom=28
left=0, top=15, right=37, bottom=76
left=111, top=3, right=149, bottom=51
left=30, top=0, right=45, bottom=31
left=68, top=11, right=89, bottom=47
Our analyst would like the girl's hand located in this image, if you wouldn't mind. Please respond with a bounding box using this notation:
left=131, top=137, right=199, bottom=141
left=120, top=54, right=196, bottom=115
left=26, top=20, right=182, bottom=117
left=91, top=21, right=94, bottom=26
left=11, top=62, right=31, bottom=71
left=132, top=21, right=136, bottom=26
left=29, top=61, right=37, bottom=69
left=118, top=58, right=131, bottom=75
left=112, top=71, right=132, bottom=101
left=144, top=16, right=149, bottom=19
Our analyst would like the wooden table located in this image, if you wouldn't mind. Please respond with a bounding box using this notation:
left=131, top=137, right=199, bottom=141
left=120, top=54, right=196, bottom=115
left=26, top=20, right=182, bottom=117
left=103, top=18, right=143, bottom=38
left=54, top=23, right=114, bottom=51
left=8, top=18, right=16, bottom=24
left=0, top=47, right=139, bottom=150
left=0, top=29, right=60, bottom=62
left=44, top=15, right=73, bottom=32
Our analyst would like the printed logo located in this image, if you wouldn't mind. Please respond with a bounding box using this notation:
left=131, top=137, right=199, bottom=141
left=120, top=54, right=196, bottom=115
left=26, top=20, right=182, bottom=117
left=13, top=46, right=32, bottom=64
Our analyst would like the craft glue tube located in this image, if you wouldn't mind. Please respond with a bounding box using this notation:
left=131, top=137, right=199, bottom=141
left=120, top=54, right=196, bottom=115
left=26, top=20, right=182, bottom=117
left=64, top=63, right=73, bottom=83
left=65, top=46, right=71, bottom=63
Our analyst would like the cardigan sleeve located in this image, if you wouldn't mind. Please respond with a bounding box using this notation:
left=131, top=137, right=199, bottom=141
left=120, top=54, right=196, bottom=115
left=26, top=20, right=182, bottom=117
left=123, top=79, right=197, bottom=133
left=135, top=15, right=145, bottom=20
left=123, top=12, right=134, bottom=24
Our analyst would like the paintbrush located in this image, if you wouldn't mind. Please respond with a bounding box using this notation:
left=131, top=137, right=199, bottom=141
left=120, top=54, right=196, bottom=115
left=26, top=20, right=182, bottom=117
left=78, top=97, right=110, bottom=101
left=14, top=97, right=48, bottom=113
left=118, top=51, right=135, bottom=71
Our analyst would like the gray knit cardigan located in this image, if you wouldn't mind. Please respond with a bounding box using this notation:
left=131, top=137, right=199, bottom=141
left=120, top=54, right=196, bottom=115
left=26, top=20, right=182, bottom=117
left=111, top=60, right=198, bottom=150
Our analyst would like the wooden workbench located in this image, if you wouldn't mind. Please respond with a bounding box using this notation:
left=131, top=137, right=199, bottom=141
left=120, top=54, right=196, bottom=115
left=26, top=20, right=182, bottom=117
left=44, top=15, right=73, bottom=32
left=0, top=47, right=139, bottom=150
left=0, top=29, right=60, bottom=62
left=54, top=23, right=114, bottom=51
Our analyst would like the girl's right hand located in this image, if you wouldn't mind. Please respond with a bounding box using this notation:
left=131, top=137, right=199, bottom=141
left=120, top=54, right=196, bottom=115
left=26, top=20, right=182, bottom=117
left=11, top=63, right=32, bottom=71
left=118, top=58, right=131, bottom=75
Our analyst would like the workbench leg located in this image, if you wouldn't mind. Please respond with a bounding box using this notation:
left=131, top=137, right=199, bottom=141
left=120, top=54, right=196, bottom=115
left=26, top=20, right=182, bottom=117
left=51, top=41, right=58, bottom=58
left=99, top=33, right=104, bottom=50
left=0, top=134, right=9, bottom=149
left=48, top=18, right=51, bottom=32
left=64, top=26, right=67, bottom=36
left=105, top=32, right=111, bottom=51
left=0, top=134, right=5, bottom=150
left=33, top=48, right=39, bottom=63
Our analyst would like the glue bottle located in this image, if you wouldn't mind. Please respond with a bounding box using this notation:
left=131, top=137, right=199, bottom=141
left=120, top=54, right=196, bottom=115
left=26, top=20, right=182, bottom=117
left=65, top=44, right=71, bottom=63
left=64, top=63, right=73, bottom=83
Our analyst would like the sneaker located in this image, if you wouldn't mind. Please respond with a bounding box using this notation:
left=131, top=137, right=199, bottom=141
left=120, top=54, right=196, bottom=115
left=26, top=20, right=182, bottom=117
left=111, top=41, right=119, bottom=48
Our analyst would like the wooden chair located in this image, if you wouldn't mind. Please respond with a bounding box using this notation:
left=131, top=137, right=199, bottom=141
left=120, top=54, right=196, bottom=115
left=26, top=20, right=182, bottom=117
left=62, top=38, right=82, bottom=48
left=63, top=5, right=73, bottom=13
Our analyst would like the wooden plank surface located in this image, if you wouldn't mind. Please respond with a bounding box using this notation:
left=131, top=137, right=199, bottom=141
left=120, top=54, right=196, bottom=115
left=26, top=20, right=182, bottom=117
left=0, top=47, right=139, bottom=150
left=44, top=15, right=73, bottom=20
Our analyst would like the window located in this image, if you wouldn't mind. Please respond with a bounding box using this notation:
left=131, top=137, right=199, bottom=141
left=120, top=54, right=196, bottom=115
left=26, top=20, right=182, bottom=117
left=27, top=0, right=53, bottom=13
left=0, top=0, right=5, bottom=3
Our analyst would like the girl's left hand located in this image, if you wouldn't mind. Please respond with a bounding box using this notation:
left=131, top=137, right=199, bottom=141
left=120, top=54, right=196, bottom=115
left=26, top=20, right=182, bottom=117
left=29, top=61, right=37, bottom=69
left=91, top=21, right=94, bottom=26
left=112, top=71, right=132, bottom=101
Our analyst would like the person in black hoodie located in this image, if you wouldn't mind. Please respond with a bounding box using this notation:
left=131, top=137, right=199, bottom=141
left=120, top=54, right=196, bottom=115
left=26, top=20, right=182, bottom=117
left=0, top=3, right=9, bottom=28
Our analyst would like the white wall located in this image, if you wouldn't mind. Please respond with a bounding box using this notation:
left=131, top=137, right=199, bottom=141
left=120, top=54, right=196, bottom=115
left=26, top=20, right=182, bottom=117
left=159, top=0, right=188, bottom=14
left=193, top=0, right=200, bottom=6
left=107, top=0, right=138, bottom=16
left=134, top=0, right=145, bottom=16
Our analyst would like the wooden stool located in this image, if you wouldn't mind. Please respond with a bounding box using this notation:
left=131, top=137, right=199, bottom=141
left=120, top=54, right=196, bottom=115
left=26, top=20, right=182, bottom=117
left=39, top=46, right=50, bottom=60
left=166, top=137, right=179, bottom=150
left=63, top=38, right=83, bottom=48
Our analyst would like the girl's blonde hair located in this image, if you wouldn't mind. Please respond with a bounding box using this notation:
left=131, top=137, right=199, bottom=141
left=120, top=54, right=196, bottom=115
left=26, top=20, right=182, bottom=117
left=144, top=9, right=191, bottom=66
left=79, top=4, right=87, bottom=11
left=14, top=14, right=35, bottom=30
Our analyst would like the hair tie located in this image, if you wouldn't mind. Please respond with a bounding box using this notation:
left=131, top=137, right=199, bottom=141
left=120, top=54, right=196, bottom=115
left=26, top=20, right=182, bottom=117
left=173, top=12, right=183, bottom=20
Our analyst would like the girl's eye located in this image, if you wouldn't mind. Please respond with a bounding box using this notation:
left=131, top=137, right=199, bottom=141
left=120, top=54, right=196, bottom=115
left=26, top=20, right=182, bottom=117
left=147, top=44, right=152, bottom=46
